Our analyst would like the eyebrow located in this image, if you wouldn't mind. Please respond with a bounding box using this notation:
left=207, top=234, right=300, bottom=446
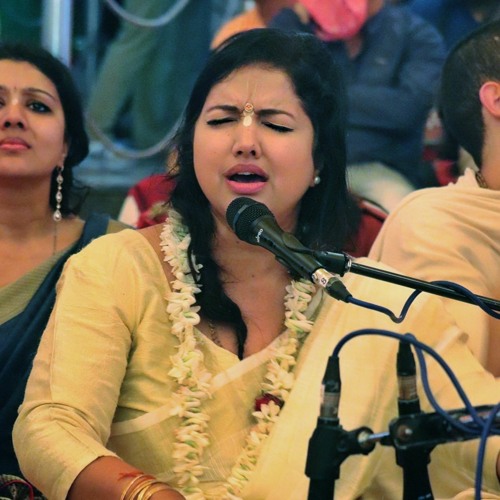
left=205, top=104, right=294, bottom=119
left=0, top=85, right=58, bottom=103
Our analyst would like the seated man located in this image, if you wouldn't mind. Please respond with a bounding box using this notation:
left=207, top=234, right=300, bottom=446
left=270, top=0, right=446, bottom=211
left=370, top=20, right=500, bottom=374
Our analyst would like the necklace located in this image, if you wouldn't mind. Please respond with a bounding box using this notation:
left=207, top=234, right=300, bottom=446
left=160, top=209, right=316, bottom=499
left=207, top=320, right=223, bottom=348
left=475, top=170, right=489, bottom=189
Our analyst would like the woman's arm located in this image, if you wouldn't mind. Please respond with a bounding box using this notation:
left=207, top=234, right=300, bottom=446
left=13, top=233, right=175, bottom=498
left=68, top=456, right=185, bottom=499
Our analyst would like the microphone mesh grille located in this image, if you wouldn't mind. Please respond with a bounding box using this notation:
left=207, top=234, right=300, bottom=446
left=226, top=197, right=272, bottom=241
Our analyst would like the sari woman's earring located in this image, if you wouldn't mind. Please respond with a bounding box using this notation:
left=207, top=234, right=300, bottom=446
left=313, top=175, right=321, bottom=186
left=53, top=165, right=64, bottom=222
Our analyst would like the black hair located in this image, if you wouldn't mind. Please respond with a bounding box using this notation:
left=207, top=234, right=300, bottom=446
left=168, top=28, right=354, bottom=358
left=0, top=42, right=89, bottom=215
left=439, top=20, right=500, bottom=168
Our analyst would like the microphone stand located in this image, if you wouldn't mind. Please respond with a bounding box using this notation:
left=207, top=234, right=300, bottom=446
left=313, top=251, right=500, bottom=311
left=396, top=341, right=434, bottom=500
left=306, top=355, right=343, bottom=499
left=305, top=356, right=375, bottom=499
left=303, top=251, right=500, bottom=498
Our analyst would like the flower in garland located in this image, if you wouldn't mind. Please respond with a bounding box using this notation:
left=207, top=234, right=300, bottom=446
left=254, top=393, right=284, bottom=412
left=160, top=210, right=317, bottom=499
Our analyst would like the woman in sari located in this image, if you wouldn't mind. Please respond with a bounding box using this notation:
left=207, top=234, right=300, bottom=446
left=0, top=43, right=125, bottom=484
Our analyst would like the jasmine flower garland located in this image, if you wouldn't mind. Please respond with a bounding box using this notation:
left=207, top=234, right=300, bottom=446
left=160, top=209, right=316, bottom=499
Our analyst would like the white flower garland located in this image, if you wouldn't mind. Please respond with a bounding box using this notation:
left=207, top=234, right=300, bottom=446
left=160, top=210, right=316, bottom=499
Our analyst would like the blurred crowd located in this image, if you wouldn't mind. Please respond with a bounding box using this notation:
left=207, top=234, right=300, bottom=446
left=1, top=0, right=498, bottom=219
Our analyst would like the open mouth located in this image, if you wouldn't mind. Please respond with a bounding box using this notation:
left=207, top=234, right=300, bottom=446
left=228, top=172, right=268, bottom=183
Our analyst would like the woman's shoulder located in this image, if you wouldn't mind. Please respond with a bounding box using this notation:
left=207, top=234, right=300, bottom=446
left=70, top=226, right=159, bottom=272
left=62, top=226, right=170, bottom=297
left=106, top=218, right=130, bottom=234
left=138, top=224, right=175, bottom=283
left=79, top=213, right=129, bottom=237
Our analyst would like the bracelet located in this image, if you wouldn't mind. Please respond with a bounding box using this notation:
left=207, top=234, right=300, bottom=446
left=120, top=474, right=155, bottom=500
left=120, top=473, right=174, bottom=500
left=137, top=482, right=174, bottom=500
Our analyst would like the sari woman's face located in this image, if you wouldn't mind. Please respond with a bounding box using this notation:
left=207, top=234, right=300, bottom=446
left=193, top=64, right=316, bottom=233
left=0, top=60, right=67, bottom=182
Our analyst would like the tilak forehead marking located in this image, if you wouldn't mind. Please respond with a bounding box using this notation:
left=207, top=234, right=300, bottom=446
left=242, top=102, right=254, bottom=127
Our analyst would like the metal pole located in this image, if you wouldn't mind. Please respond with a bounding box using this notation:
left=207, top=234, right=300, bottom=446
left=41, top=0, right=74, bottom=65
left=84, top=0, right=101, bottom=98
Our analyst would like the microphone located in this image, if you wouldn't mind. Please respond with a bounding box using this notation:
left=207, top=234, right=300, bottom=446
left=226, top=197, right=351, bottom=302
left=306, top=355, right=342, bottom=499
left=397, top=340, right=420, bottom=416
left=395, top=340, right=434, bottom=500
left=306, top=354, right=375, bottom=499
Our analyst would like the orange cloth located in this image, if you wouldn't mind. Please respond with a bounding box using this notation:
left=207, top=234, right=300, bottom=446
left=211, top=8, right=265, bottom=49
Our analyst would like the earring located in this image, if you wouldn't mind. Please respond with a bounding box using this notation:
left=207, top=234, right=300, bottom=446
left=53, top=165, right=64, bottom=222
left=313, top=175, right=321, bottom=186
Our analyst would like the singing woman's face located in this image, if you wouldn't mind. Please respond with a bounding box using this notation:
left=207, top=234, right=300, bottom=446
left=193, top=64, right=316, bottom=233
left=0, top=60, right=67, bottom=181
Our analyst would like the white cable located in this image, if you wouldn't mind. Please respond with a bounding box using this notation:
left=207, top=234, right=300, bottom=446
left=86, top=113, right=181, bottom=160
left=101, top=0, right=190, bottom=29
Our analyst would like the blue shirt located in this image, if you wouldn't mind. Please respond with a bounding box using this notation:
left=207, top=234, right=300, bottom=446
left=270, top=5, right=446, bottom=186
left=407, top=0, right=483, bottom=50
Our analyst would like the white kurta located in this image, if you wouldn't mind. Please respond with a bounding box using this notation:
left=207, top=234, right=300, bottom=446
left=370, top=168, right=500, bottom=366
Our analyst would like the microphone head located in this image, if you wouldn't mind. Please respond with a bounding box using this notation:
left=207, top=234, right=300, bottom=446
left=226, top=197, right=274, bottom=243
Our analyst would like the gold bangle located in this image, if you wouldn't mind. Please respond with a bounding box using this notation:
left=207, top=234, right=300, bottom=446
left=126, top=479, right=158, bottom=500
left=120, top=474, right=155, bottom=500
left=137, top=482, right=174, bottom=500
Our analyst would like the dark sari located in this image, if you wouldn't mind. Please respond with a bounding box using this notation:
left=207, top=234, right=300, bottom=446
left=0, top=214, right=112, bottom=478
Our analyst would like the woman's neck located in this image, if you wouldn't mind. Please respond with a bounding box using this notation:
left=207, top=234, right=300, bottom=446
left=0, top=205, right=55, bottom=240
left=213, top=220, right=291, bottom=282
left=0, top=179, right=54, bottom=235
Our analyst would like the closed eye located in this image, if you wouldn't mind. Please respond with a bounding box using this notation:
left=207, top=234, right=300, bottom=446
left=207, top=117, right=236, bottom=126
left=264, top=122, right=293, bottom=133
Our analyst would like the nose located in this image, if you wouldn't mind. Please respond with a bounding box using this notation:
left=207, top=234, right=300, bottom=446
left=232, top=123, right=261, bottom=158
left=0, top=102, right=27, bottom=130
